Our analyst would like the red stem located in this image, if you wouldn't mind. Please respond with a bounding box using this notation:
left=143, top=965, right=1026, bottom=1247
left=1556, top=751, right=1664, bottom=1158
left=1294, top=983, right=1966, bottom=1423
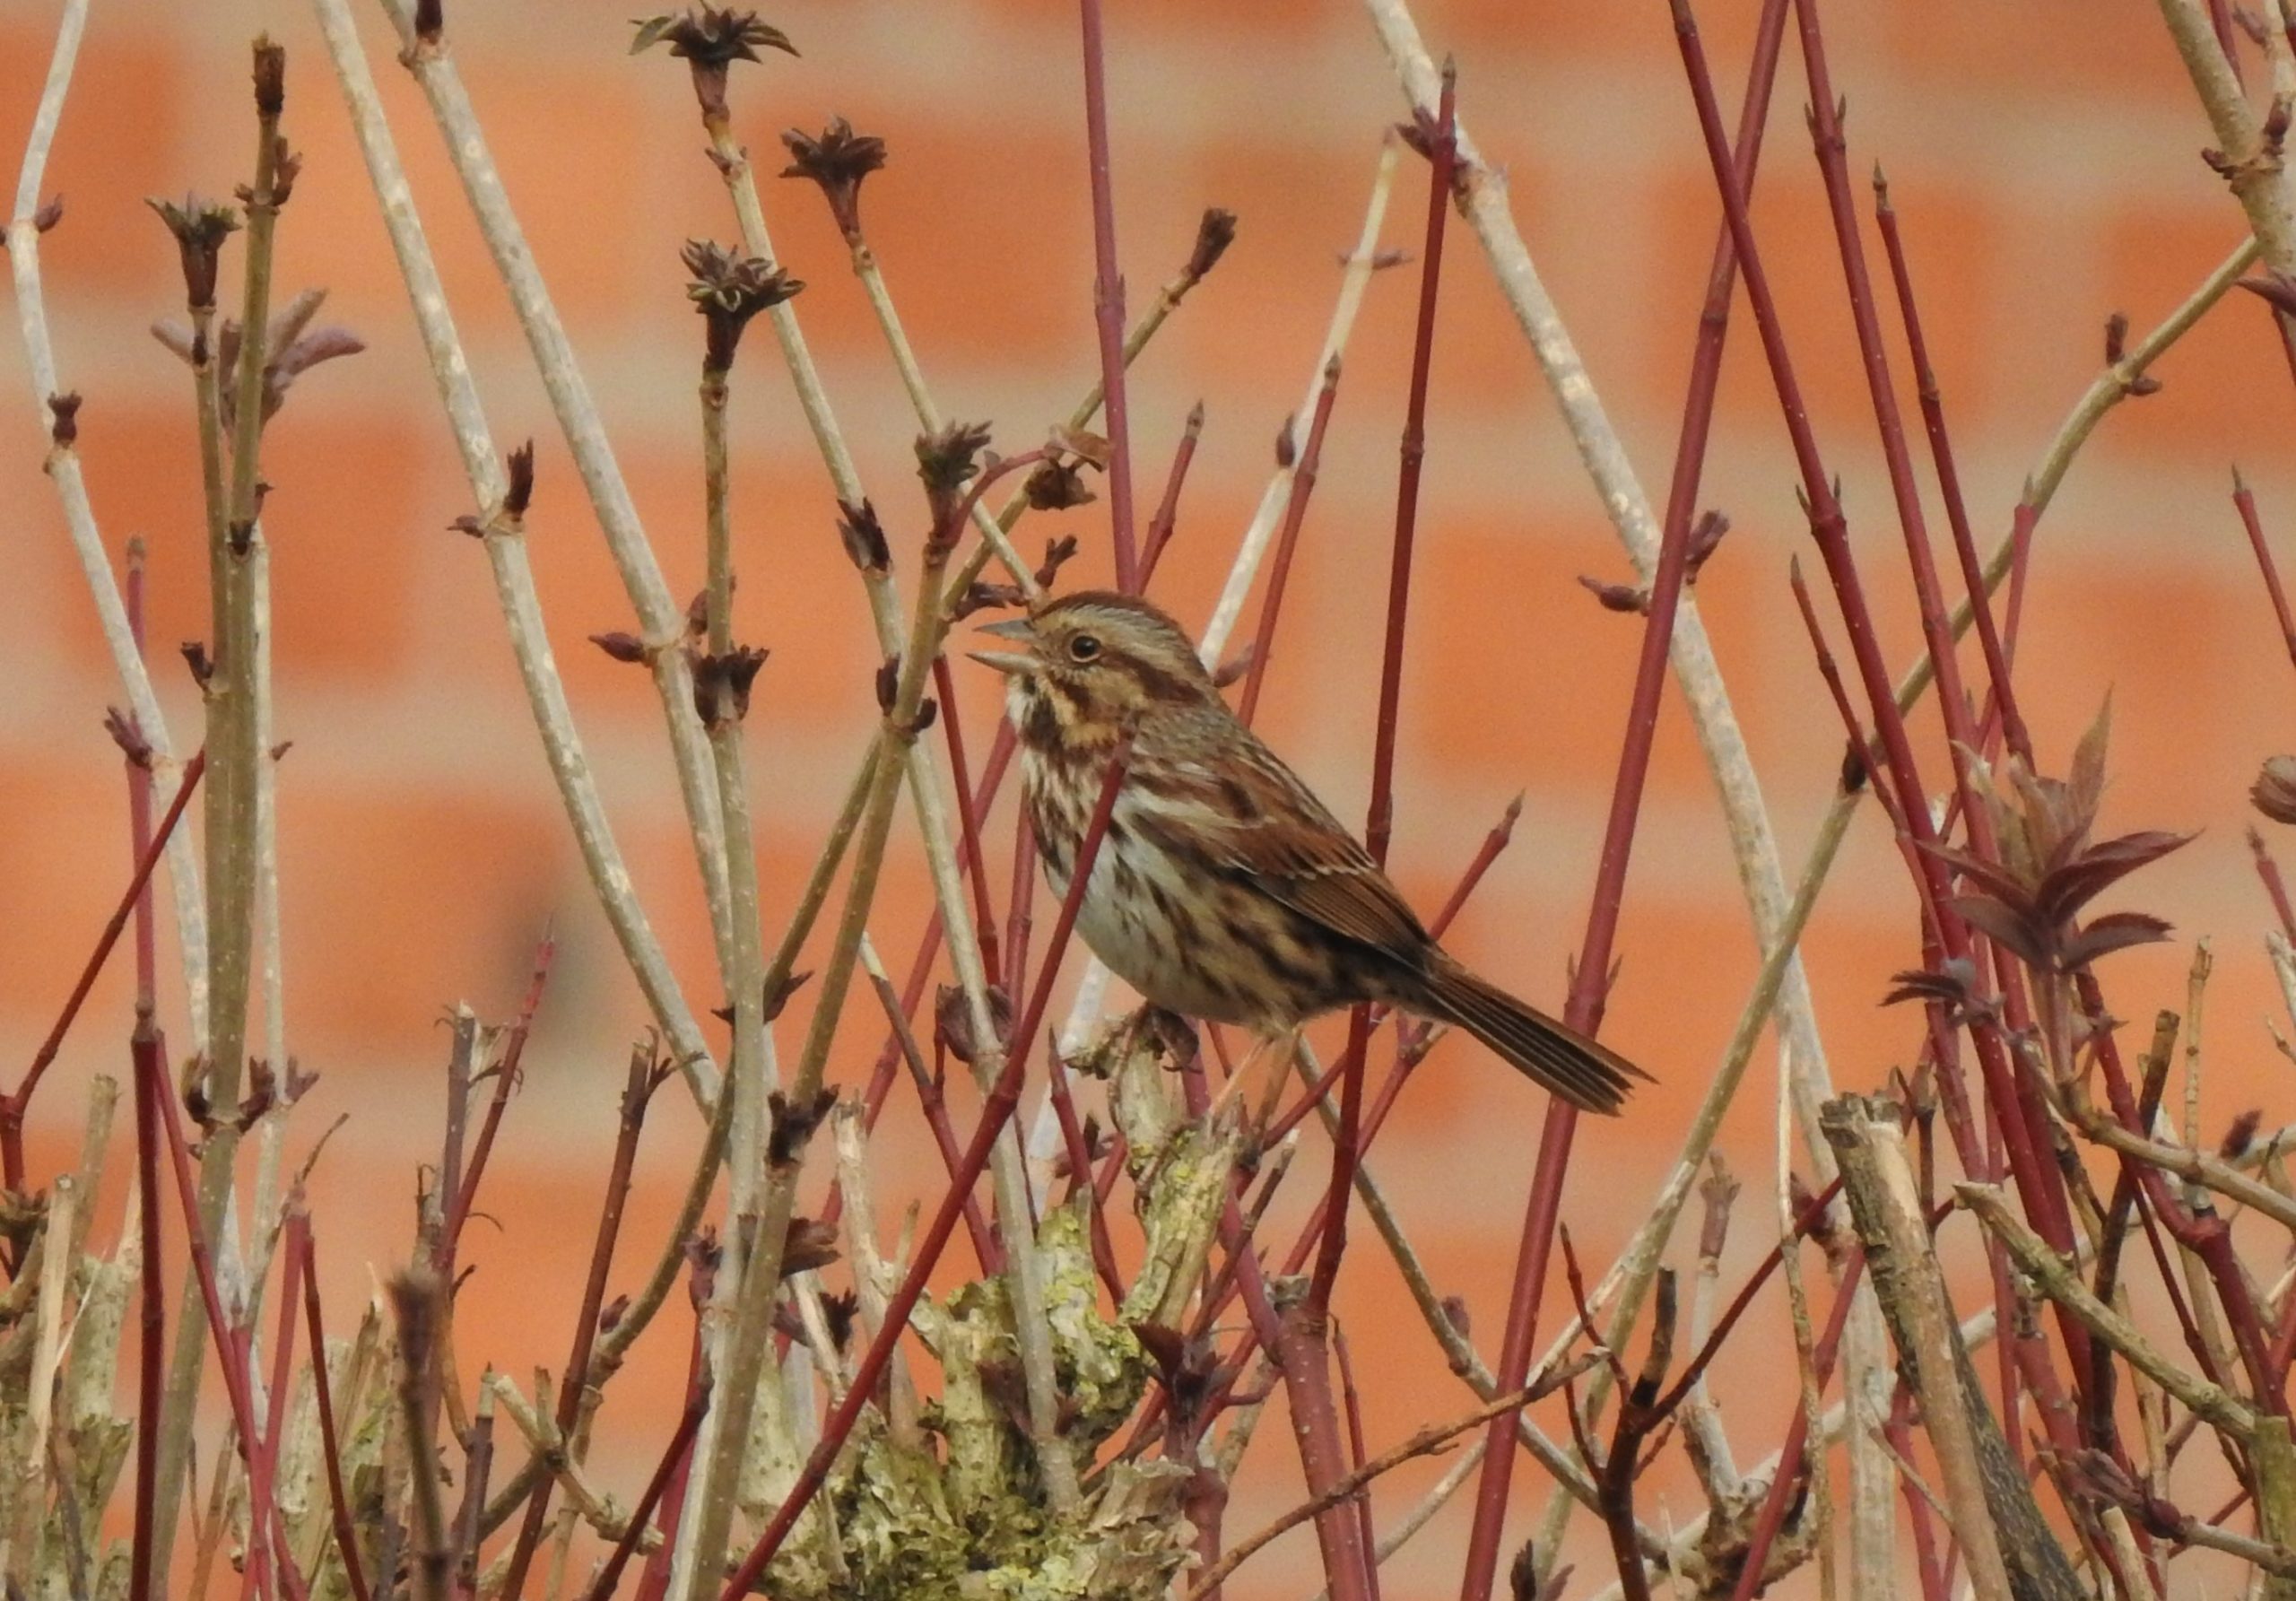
left=1235, top=359, right=1344, bottom=729
left=1076, top=0, right=1137, bottom=590
left=716, top=735, right=1135, bottom=1601
left=1889, top=1384, right=1950, bottom=1601
left=1725, top=1252, right=1868, bottom=1601
left=579, top=1377, right=711, bottom=1601
left=499, top=1042, right=654, bottom=1601
left=933, top=653, right=1002, bottom=988
left=2083, top=971, right=2287, bottom=1416
left=635, top=1274, right=714, bottom=1601
left=6, top=748, right=207, bottom=1192
left=1334, top=1321, right=1383, bottom=1601
left=1004, top=817, right=1038, bottom=1023
left=860, top=963, right=1001, bottom=1267
left=300, top=1231, right=375, bottom=1601
left=1672, top=0, right=2081, bottom=1341
left=1043, top=1031, right=1123, bottom=1300
left=1797, top=5, right=2083, bottom=1372
left=145, top=1023, right=271, bottom=1601
left=1139, top=401, right=1204, bottom=588
left=239, top=1204, right=308, bottom=1601
left=2234, top=473, right=2296, bottom=680
left=1460, top=0, right=1777, bottom=1562
left=128, top=1014, right=166, bottom=1601
left=1872, top=177, right=2031, bottom=765
left=2248, top=828, right=2296, bottom=944
left=854, top=724, right=1018, bottom=1137
left=439, top=937, right=554, bottom=1269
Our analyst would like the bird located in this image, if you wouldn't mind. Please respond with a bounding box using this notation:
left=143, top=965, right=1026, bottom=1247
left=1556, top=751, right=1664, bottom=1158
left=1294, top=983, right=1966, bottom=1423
left=968, top=588, right=1645, bottom=1114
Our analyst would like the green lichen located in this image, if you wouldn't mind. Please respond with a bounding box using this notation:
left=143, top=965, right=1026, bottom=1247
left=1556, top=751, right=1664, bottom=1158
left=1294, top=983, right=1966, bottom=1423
left=1035, top=1201, right=1144, bottom=1447
left=1121, top=1115, right=1244, bottom=1332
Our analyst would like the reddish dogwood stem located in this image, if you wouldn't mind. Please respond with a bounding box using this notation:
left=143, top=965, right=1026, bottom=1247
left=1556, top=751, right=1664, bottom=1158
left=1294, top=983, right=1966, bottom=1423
left=1077, top=0, right=1136, bottom=590
left=1139, top=401, right=1204, bottom=587
left=1458, top=0, right=1795, bottom=1587
left=1236, top=358, right=1344, bottom=730
left=2234, top=472, right=2296, bottom=678
left=716, top=736, right=1135, bottom=1601
left=7, top=747, right=208, bottom=1189
left=300, top=1231, right=375, bottom=1601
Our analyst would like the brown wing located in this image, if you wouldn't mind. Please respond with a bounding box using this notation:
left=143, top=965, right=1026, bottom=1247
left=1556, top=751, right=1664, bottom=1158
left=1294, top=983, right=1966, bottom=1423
left=1127, top=715, right=1431, bottom=957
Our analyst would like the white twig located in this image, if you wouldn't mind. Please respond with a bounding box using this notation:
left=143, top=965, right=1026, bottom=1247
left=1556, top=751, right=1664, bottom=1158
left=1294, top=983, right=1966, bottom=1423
left=10, top=0, right=209, bottom=1050
left=374, top=0, right=739, bottom=1017
left=313, top=0, right=718, bottom=1096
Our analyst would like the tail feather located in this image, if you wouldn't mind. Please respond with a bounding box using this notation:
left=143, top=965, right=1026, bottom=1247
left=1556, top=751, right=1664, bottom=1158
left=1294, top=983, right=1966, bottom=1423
left=1412, top=960, right=1646, bottom=1115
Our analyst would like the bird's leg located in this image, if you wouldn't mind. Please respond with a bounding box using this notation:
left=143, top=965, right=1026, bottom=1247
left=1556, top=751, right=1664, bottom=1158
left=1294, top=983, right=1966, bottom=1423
left=1209, top=1027, right=1302, bottom=1133
left=1256, top=1028, right=1303, bottom=1131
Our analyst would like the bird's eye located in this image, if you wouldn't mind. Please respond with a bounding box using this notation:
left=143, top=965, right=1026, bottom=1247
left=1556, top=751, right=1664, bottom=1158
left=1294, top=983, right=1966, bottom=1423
left=1067, top=633, right=1102, bottom=663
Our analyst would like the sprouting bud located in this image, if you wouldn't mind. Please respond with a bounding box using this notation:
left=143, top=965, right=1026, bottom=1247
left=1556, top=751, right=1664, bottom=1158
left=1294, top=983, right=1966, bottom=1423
left=147, top=195, right=240, bottom=311
left=1037, top=535, right=1080, bottom=588
left=1685, top=509, right=1731, bottom=579
left=779, top=117, right=886, bottom=242
left=103, top=707, right=152, bottom=766
left=181, top=640, right=215, bottom=690
left=681, top=239, right=802, bottom=371
left=30, top=195, right=62, bottom=233
left=1577, top=574, right=1645, bottom=614
left=588, top=631, right=648, bottom=665
left=632, top=8, right=796, bottom=122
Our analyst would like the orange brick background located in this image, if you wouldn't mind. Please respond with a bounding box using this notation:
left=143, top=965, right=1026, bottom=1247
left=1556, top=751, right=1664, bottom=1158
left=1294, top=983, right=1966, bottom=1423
left=5, top=0, right=2295, bottom=1593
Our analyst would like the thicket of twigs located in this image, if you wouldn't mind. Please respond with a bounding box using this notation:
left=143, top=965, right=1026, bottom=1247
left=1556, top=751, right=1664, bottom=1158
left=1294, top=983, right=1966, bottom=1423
left=14, top=0, right=2296, bottom=1597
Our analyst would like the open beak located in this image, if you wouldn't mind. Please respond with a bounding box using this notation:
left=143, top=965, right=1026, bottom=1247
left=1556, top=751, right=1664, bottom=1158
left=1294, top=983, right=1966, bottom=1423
left=965, top=615, right=1038, bottom=676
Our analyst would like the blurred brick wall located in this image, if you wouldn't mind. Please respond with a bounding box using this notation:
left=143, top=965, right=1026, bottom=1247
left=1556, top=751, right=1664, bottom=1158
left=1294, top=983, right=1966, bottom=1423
left=4, top=0, right=2292, bottom=1591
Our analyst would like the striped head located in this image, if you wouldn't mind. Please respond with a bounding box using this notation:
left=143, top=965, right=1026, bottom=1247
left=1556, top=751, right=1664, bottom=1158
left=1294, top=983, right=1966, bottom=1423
left=967, top=589, right=1217, bottom=753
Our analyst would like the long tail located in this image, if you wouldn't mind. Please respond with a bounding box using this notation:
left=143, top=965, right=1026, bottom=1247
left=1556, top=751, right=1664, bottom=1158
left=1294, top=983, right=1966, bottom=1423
left=1409, top=956, right=1647, bottom=1115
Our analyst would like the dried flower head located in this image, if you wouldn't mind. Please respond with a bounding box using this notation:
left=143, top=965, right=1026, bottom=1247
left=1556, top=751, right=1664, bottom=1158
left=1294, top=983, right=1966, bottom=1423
left=632, top=8, right=796, bottom=120
left=935, top=983, right=1013, bottom=1066
left=1185, top=206, right=1239, bottom=284
left=836, top=499, right=890, bottom=574
left=1023, top=457, right=1097, bottom=512
left=916, top=420, right=994, bottom=544
left=780, top=117, right=886, bottom=241
left=147, top=195, right=240, bottom=311
left=251, top=36, right=286, bottom=117
left=767, top=1087, right=837, bottom=1166
left=682, top=239, right=802, bottom=370
left=502, top=441, right=535, bottom=518
left=690, top=644, right=768, bottom=726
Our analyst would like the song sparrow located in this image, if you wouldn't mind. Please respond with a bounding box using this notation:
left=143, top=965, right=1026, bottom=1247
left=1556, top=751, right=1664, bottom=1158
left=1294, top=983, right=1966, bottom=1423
left=970, top=590, right=1644, bottom=1113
